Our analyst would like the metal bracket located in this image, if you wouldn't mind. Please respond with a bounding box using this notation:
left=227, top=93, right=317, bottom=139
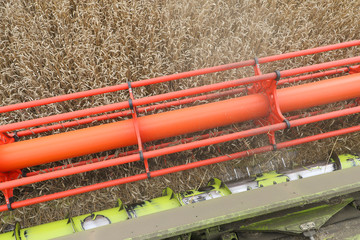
left=349, top=65, right=360, bottom=74
left=248, top=63, right=289, bottom=147
left=0, top=132, right=15, bottom=145
left=246, top=57, right=263, bottom=93
left=0, top=132, right=20, bottom=210
left=127, top=81, right=151, bottom=178
left=0, top=170, right=22, bottom=211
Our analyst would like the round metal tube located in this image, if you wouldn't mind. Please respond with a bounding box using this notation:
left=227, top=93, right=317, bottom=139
left=0, top=73, right=360, bottom=172
left=1, top=121, right=360, bottom=212
left=2, top=103, right=360, bottom=191
left=16, top=65, right=355, bottom=137
left=25, top=128, right=233, bottom=177
left=17, top=88, right=245, bottom=137
left=279, top=66, right=351, bottom=85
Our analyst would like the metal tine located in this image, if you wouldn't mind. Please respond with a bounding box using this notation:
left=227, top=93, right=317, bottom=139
left=269, top=160, right=275, bottom=171
left=282, top=157, right=287, bottom=168
left=246, top=167, right=251, bottom=178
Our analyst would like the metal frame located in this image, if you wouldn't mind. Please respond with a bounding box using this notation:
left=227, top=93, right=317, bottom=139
left=0, top=41, right=360, bottom=211
left=55, top=165, right=360, bottom=240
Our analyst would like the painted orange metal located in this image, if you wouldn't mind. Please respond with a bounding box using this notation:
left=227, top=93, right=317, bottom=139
left=0, top=73, right=359, bottom=172
left=278, top=72, right=360, bottom=113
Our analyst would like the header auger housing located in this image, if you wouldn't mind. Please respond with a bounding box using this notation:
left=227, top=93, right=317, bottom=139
left=0, top=40, right=360, bottom=216
left=1, top=153, right=360, bottom=239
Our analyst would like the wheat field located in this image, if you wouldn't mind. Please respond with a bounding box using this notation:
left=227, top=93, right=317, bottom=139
left=1, top=0, right=360, bottom=231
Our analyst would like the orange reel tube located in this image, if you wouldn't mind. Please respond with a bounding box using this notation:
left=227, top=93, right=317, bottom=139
left=0, top=73, right=359, bottom=172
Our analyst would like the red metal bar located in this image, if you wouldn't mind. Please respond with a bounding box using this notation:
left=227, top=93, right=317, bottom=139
left=287, top=102, right=358, bottom=121
left=25, top=155, right=113, bottom=177
left=2, top=103, right=360, bottom=191
left=279, top=66, right=351, bottom=85
left=276, top=125, right=360, bottom=148
left=25, top=128, right=238, bottom=177
left=1, top=73, right=360, bottom=172
left=258, top=40, right=360, bottom=64
left=0, top=174, right=149, bottom=212
left=16, top=88, right=246, bottom=137
left=0, top=74, right=272, bottom=133
left=2, top=122, right=360, bottom=211
left=15, top=65, right=355, bottom=138
left=26, top=96, right=357, bottom=177
left=1, top=40, right=358, bottom=114
left=1, top=56, right=360, bottom=134
left=279, top=56, right=359, bottom=78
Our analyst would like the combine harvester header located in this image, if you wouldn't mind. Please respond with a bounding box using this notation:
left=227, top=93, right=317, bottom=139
left=1, top=40, right=360, bottom=239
